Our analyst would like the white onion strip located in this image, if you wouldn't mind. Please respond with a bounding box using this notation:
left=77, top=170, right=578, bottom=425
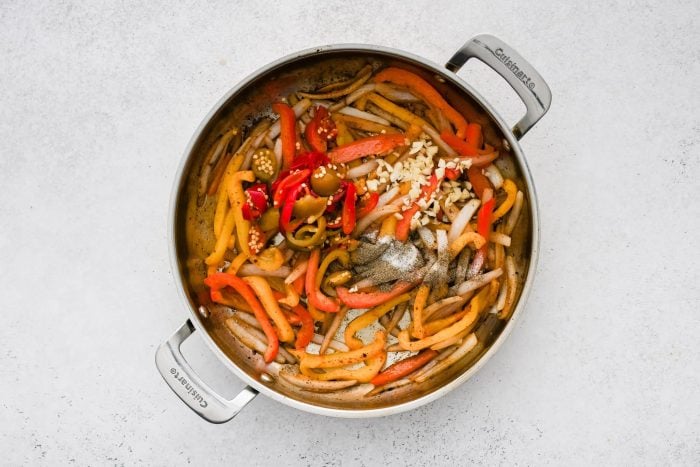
left=414, top=333, right=478, bottom=383
left=501, top=256, right=518, bottom=318
left=422, top=124, right=457, bottom=157
left=338, top=106, right=391, bottom=125
left=376, top=186, right=399, bottom=208
left=284, top=259, right=309, bottom=284
left=489, top=232, right=512, bottom=247
left=311, top=334, right=349, bottom=352
left=505, top=191, right=524, bottom=235
left=454, top=268, right=503, bottom=296
left=238, top=264, right=291, bottom=278
left=353, top=205, right=399, bottom=236
left=226, top=319, right=286, bottom=364
left=346, top=160, right=379, bottom=179
left=447, top=198, right=481, bottom=243
left=278, top=368, right=358, bottom=392
left=329, top=84, right=376, bottom=112
left=483, top=164, right=504, bottom=189
left=417, top=227, right=436, bottom=250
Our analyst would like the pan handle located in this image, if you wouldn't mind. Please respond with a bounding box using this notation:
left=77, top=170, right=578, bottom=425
left=155, top=319, right=258, bottom=423
left=446, top=34, right=552, bottom=139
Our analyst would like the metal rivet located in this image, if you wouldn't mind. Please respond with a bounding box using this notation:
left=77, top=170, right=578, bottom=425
left=198, top=305, right=210, bottom=318
left=260, top=373, right=274, bottom=383
left=433, top=75, right=445, bottom=83
left=502, top=138, right=511, bottom=152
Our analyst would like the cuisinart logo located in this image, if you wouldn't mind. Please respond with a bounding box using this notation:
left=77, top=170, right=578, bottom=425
left=494, top=48, right=536, bottom=90
left=170, top=367, right=208, bottom=408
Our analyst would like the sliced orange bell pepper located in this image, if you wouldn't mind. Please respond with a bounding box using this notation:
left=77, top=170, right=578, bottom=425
left=374, top=67, right=468, bottom=138
left=467, top=166, right=492, bottom=200
left=204, top=273, right=279, bottom=363
left=292, top=303, right=314, bottom=350
left=272, top=102, right=297, bottom=170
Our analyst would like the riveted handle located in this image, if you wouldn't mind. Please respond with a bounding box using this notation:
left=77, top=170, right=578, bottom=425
left=446, top=34, right=552, bottom=139
left=155, top=320, right=258, bottom=423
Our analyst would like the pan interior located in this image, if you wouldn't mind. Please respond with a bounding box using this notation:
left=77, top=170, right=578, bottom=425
left=173, top=48, right=533, bottom=411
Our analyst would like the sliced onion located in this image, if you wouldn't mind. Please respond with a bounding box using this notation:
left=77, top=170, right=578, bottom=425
left=454, top=247, right=471, bottom=284
left=353, top=205, right=399, bottom=236
left=417, top=227, right=436, bottom=250
left=483, top=164, right=504, bottom=189
left=298, top=64, right=373, bottom=100
left=377, top=186, right=399, bottom=208
left=230, top=314, right=296, bottom=363
left=311, top=334, right=349, bottom=352
left=414, top=333, right=477, bottom=383
left=284, top=258, right=308, bottom=284
left=238, top=264, right=291, bottom=278
left=423, top=295, right=466, bottom=321
left=447, top=199, right=481, bottom=243
left=375, top=83, right=419, bottom=103
left=365, top=103, right=410, bottom=130
left=329, top=84, right=376, bottom=112
left=319, top=306, right=348, bottom=355
left=278, top=367, right=358, bottom=392
left=346, top=160, right=379, bottom=179
left=501, top=255, right=518, bottom=318
left=390, top=194, right=411, bottom=207
left=422, top=124, right=457, bottom=157
left=496, top=278, right=508, bottom=311
left=338, top=106, right=391, bottom=125
left=505, top=191, right=524, bottom=235
left=489, top=232, right=512, bottom=246
left=226, top=318, right=286, bottom=364
left=454, top=268, right=503, bottom=296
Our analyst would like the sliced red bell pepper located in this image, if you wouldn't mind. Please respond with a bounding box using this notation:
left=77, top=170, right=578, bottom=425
left=475, top=197, right=496, bottom=267
left=305, top=249, right=340, bottom=312
left=329, top=134, right=406, bottom=164
left=204, top=273, right=279, bottom=363
left=272, top=102, right=297, bottom=170
left=395, top=173, right=441, bottom=242
left=421, top=173, right=440, bottom=199
left=465, top=123, right=483, bottom=149
left=342, top=182, right=357, bottom=235
left=373, top=67, right=469, bottom=138
left=279, top=183, right=305, bottom=234
left=292, top=303, right=314, bottom=350
left=304, top=106, right=337, bottom=153
left=272, top=169, right=310, bottom=207
left=291, top=151, right=330, bottom=172
left=395, top=203, right=420, bottom=242
left=241, top=183, right=269, bottom=220
left=356, top=192, right=379, bottom=218
left=324, top=183, right=347, bottom=215
left=467, top=166, right=492, bottom=200
left=370, top=349, right=438, bottom=386
left=336, top=280, right=416, bottom=309
left=444, top=167, right=461, bottom=181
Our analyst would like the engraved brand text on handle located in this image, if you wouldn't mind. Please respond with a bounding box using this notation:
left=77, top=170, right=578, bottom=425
left=493, top=48, right=536, bottom=90
left=170, top=367, right=208, bottom=408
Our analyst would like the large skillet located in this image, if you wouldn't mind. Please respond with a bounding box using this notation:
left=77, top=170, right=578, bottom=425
left=155, top=34, right=551, bottom=423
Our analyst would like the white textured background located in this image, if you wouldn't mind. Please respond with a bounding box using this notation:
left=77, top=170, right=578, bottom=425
left=1, top=1, right=699, bottom=465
